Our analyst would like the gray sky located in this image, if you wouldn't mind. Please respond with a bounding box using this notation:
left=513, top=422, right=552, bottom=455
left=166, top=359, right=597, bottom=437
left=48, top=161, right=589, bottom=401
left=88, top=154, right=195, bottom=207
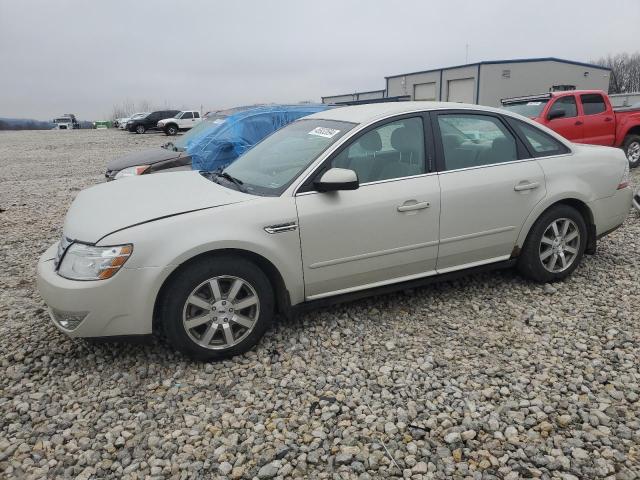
left=1, top=0, right=638, bottom=120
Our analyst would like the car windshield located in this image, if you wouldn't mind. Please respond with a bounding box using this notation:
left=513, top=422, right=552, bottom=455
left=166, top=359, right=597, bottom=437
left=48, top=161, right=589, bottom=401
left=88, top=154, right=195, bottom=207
left=171, top=115, right=228, bottom=151
left=55, top=118, right=70, bottom=123
left=501, top=100, right=549, bottom=118
left=220, top=118, right=354, bottom=196
left=131, top=113, right=146, bottom=120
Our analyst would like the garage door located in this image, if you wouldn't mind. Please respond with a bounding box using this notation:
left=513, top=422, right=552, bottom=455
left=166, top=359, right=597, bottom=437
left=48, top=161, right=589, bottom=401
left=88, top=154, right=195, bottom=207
left=414, top=82, right=437, bottom=101
left=447, top=78, right=475, bottom=103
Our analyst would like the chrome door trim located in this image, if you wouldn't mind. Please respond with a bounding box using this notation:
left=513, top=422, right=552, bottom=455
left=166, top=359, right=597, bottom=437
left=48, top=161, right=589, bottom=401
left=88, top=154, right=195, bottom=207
left=306, top=269, right=438, bottom=300
left=435, top=255, right=512, bottom=274
left=295, top=172, right=438, bottom=197
left=264, top=222, right=298, bottom=234
left=305, top=254, right=512, bottom=301
left=439, top=226, right=516, bottom=245
left=309, top=240, right=439, bottom=270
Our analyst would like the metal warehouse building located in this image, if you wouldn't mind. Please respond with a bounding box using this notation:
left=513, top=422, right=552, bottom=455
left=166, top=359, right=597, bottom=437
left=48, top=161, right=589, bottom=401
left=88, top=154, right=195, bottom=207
left=323, top=57, right=611, bottom=107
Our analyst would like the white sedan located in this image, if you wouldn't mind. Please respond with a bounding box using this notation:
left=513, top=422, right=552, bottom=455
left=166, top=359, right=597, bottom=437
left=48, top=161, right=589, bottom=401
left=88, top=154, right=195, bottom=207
left=37, top=102, right=632, bottom=360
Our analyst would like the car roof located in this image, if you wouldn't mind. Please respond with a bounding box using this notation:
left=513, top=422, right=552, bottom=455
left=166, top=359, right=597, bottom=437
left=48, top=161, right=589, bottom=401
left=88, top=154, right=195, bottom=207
left=305, top=101, right=509, bottom=124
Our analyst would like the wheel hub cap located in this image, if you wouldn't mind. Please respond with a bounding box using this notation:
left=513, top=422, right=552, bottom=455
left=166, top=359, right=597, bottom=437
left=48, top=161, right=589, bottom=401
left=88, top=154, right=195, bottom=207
left=182, top=275, right=260, bottom=350
left=539, top=218, right=581, bottom=273
left=629, top=142, right=640, bottom=161
left=210, top=300, right=234, bottom=324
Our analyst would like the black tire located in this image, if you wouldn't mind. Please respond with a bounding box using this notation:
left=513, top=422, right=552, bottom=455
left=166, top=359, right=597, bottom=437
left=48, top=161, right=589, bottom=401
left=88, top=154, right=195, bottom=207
left=623, top=134, right=640, bottom=168
left=135, top=124, right=146, bottom=134
left=517, top=204, right=587, bottom=283
left=159, top=256, right=274, bottom=361
left=164, top=124, right=178, bottom=136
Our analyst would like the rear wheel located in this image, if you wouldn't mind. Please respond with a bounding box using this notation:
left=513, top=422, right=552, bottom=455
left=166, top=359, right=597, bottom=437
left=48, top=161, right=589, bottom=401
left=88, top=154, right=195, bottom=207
left=623, top=134, right=640, bottom=168
left=517, top=204, right=587, bottom=283
left=135, top=124, right=146, bottom=134
left=165, top=124, right=178, bottom=136
left=159, top=257, right=274, bottom=360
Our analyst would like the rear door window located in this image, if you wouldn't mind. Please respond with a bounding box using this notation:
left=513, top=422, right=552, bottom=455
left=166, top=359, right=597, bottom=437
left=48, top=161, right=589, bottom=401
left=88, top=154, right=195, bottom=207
left=548, top=96, right=577, bottom=118
left=580, top=94, right=607, bottom=115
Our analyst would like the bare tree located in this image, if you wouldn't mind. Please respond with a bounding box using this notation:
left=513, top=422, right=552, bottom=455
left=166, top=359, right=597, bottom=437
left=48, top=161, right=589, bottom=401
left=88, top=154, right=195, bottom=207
left=595, top=52, right=640, bottom=94
left=137, top=100, right=154, bottom=113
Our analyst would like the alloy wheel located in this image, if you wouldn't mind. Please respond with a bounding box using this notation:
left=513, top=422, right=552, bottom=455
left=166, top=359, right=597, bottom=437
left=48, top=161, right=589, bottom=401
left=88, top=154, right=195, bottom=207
left=627, top=141, right=640, bottom=163
left=539, top=218, right=580, bottom=273
left=182, top=275, right=260, bottom=350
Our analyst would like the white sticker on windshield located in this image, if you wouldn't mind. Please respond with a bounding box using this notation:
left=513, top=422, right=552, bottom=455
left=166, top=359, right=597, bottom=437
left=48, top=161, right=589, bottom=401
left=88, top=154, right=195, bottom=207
left=308, top=127, right=340, bottom=138
left=526, top=101, right=542, bottom=106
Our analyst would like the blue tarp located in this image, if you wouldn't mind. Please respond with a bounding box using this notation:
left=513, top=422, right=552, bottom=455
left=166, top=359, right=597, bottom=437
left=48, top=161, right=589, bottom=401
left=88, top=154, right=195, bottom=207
left=188, top=104, right=331, bottom=171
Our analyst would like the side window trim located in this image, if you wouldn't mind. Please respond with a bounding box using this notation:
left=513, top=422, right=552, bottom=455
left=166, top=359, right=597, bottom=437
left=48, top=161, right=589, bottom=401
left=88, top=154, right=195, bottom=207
left=297, top=112, right=435, bottom=193
left=549, top=95, right=578, bottom=118
left=579, top=93, right=607, bottom=116
left=505, top=117, right=571, bottom=158
left=429, top=110, right=531, bottom=173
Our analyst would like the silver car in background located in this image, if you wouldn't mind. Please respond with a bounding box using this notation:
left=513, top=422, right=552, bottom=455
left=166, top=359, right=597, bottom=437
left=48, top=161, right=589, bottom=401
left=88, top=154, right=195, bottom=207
left=37, top=102, right=632, bottom=360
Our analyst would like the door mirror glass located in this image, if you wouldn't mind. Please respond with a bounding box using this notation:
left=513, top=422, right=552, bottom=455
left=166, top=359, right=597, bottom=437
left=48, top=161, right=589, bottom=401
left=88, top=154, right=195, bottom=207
left=547, top=109, right=566, bottom=120
left=314, top=168, right=359, bottom=192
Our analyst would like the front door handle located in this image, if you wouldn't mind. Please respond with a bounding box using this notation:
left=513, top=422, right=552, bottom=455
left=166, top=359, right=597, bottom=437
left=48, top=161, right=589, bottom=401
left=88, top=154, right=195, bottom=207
left=397, top=200, right=431, bottom=212
left=575, top=120, right=584, bottom=126
left=514, top=181, right=540, bottom=192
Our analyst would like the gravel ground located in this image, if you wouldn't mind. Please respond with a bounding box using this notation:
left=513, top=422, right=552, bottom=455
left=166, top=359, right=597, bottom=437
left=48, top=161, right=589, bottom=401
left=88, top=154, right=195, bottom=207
left=1, top=129, right=639, bottom=480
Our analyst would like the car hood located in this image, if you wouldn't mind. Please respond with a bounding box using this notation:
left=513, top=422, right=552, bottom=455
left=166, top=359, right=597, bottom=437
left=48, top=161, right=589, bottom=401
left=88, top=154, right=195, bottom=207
left=64, top=171, right=254, bottom=242
left=106, top=148, right=183, bottom=171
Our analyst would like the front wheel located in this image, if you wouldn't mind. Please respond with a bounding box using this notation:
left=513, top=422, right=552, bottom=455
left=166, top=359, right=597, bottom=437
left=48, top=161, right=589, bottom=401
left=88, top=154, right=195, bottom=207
left=135, top=124, right=146, bottom=134
left=159, top=257, right=274, bottom=360
left=517, top=204, right=587, bottom=283
left=623, top=134, right=640, bottom=168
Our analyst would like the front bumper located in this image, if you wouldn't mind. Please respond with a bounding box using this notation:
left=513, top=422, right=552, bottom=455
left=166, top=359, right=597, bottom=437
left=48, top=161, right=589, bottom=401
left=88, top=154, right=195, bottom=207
left=37, top=243, right=165, bottom=337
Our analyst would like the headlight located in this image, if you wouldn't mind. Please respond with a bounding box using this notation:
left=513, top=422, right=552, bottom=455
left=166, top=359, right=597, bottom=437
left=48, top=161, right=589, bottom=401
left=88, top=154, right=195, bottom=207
left=58, top=243, right=133, bottom=280
left=114, top=165, right=150, bottom=179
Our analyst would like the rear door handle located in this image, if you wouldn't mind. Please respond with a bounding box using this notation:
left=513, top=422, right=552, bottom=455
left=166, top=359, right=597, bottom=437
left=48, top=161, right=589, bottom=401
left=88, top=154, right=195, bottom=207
left=604, top=117, right=613, bottom=122
left=575, top=120, right=583, bottom=126
left=397, top=201, right=431, bottom=212
left=514, top=181, right=540, bottom=192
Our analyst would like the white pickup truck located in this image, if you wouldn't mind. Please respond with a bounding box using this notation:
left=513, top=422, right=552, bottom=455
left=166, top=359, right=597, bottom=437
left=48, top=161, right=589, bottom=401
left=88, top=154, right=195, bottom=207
left=157, top=110, right=202, bottom=136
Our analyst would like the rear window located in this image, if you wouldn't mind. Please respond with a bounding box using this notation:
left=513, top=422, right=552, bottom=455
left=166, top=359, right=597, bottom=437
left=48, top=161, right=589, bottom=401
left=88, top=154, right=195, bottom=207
left=501, top=100, right=548, bottom=118
left=510, top=119, right=570, bottom=157
left=581, top=94, right=607, bottom=115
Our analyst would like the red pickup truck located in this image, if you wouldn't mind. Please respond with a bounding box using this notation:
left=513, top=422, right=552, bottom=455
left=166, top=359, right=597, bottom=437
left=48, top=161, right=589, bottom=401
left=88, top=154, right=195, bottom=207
left=501, top=90, right=640, bottom=167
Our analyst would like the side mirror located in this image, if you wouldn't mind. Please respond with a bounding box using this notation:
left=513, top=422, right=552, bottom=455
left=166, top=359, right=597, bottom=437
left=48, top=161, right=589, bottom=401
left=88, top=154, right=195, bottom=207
left=314, top=168, right=359, bottom=193
left=547, top=109, right=566, bottom=120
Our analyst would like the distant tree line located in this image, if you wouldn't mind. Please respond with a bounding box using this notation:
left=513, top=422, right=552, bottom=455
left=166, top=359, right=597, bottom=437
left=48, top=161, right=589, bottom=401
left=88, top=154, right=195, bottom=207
left=110, top=99, right=193, bottom=121
left=0, top=118, right=54, bottom=130
left=595, top=52, right=640, bottom=94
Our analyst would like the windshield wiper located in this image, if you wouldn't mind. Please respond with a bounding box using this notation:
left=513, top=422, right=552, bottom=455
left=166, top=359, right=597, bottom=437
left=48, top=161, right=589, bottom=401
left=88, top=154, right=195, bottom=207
left=211, top=170, right=246, bottom=193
